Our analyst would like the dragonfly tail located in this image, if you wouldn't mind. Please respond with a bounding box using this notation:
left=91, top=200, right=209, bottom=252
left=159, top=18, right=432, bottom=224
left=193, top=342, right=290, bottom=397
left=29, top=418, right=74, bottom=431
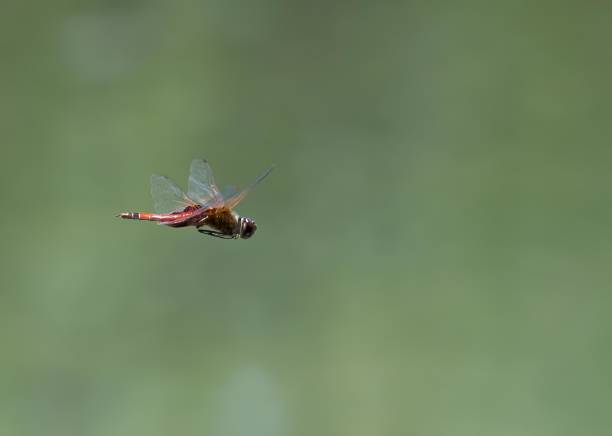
left=117, top=212, right=163, bottom=221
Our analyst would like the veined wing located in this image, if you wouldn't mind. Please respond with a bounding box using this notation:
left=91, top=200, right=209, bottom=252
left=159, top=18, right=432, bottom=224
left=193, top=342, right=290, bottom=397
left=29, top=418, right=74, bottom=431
left=224, top=165, right=274, bottom=210
left=150, top=174, right=196, bottom=214
left=187, top=159, right=224, bottom=208
left=221, top=185, right=237, bottom=199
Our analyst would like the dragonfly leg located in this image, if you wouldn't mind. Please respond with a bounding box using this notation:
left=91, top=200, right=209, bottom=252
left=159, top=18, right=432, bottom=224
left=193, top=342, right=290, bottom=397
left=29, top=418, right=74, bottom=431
left=197, top=229, right=237, bottom=239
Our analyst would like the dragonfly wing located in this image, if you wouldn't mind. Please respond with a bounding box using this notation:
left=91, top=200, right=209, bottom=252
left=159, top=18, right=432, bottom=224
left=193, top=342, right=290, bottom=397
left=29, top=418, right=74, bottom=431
left=224, top=165, right=274, bottom=210
left=221, top=184, right=237, bottom=199
left=187, top=159, right=224, bottom=207
left=150, top=174, right=195, bottom=214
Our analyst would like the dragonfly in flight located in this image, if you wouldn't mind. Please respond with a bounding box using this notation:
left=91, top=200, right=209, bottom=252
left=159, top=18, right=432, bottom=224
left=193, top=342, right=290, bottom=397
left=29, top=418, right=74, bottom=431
left=118, top=159, right=273, bottom=239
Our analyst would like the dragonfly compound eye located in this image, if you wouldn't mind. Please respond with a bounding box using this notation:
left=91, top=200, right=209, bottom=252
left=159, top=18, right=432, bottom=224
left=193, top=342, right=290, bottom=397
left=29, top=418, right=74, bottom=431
left=240, top=218, right=257, bottom=239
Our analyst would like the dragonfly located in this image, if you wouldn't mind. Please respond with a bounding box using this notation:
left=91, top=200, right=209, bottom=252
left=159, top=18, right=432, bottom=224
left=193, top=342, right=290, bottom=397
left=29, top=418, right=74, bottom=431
left=118, top=159, right=273, bottom=239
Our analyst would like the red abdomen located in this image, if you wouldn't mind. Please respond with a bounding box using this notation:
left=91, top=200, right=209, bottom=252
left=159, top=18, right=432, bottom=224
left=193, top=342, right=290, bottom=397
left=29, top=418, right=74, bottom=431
left=117, top=208, right=205, bottom=226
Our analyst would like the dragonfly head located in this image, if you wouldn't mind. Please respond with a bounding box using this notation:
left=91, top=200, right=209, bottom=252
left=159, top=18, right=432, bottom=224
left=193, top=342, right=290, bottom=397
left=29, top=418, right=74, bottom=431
left=239, top=216, right=257, bottom=239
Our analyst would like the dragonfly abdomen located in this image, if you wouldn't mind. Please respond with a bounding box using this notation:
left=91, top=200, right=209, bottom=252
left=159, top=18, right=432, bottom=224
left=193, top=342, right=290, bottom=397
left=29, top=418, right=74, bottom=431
left=117, top=212, right=174, bottom=222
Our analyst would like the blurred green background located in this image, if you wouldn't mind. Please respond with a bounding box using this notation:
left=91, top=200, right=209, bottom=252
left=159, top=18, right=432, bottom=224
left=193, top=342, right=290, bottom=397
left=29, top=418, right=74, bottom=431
left=2, top=1, right=611, bottom=435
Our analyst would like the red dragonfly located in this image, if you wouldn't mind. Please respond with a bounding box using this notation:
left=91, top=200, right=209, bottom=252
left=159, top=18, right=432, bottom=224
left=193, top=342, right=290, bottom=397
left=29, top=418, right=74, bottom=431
left=118, top=159, right=273, bottom=239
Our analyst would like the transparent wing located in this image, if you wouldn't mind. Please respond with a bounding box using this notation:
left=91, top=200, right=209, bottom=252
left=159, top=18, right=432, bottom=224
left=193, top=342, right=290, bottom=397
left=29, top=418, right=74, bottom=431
left=187, top=159, right=224, bottom=207
left=222, top=185, right=237, bottom=199
left=224, top=165, right=274, bottom=210
left=150, top=174, right=195, bottom=214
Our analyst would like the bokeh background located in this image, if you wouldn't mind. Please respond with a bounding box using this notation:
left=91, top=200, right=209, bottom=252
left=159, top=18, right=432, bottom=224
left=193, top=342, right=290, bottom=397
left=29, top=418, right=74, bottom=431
left=2, top=1, right=611, bottom=435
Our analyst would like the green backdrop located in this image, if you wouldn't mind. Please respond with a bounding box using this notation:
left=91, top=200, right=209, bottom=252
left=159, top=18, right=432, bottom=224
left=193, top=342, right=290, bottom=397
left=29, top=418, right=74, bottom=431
left=1, top=1, right=611, bottom=435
